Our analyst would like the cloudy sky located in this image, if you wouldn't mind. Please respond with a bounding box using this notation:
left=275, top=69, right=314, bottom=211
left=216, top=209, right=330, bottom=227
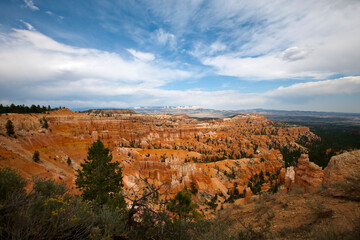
left=1, top=0, right=360, bottom=112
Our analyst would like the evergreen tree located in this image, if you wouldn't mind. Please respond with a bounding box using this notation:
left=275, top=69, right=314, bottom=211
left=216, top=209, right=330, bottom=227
left=6, top=120, right=14, bottom=136
left=167, top=188, right=198, bottom=220
left=41, top=117, right=49, bottom=129
left=33, top=151, right=40, bottom=162
left=190, top=181, right=198, bottom=195
left=75, top=140, right=124, bottom=206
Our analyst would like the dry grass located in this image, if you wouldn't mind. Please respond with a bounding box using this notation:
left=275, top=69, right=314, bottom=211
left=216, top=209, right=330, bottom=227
left=214, top=189, right=360, bottom=240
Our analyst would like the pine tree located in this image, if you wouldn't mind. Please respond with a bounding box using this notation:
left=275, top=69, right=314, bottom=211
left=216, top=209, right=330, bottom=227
left=6, top=120, right=15, bottom=136
left=42, top=117, right=49, bottom=129
left=167, top=188, right=198, bottom=220
left=33, top=151, right=40, bottom=162
left=75, top=140, right=124, bottom=205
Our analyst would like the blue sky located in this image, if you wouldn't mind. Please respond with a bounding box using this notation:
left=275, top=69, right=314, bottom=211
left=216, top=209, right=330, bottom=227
left=1, top=0, right=360, bottom=112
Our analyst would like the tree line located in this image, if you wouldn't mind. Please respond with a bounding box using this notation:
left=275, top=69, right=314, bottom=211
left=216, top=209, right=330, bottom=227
left=0, top=104, right=65, bottom=114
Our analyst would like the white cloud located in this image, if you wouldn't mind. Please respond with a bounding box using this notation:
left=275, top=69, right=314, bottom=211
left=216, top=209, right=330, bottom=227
left=155, top=28, right=176, bottom=47
left=23, top=0, right=39, bottom=11
left=20, top=20, right=35, bottom=31
left=202, top=35, right=360, bottom=80
left=202, top=54, right=317, bottom=80
left=146, top=0, right=204, bottom=34
left=281, top=47, right=310, bottom=62
left=127, top=49, right=155, bottom=61
left=0, top=29, right=193, bottom=85
left=190, top=41, right=227, bottom=58
left=150, top=0, right=360, bottom=80
left=267, top=76, right=360, bottom=99
left=45, top=11, right=53, bottom=16
left=209, top=42, right=226, bottom=55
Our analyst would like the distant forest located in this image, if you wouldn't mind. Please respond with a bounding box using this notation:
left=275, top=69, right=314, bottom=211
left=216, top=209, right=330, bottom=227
left=296, top=125, right=360, bottom=168
left=0, top=104, right=63, bottom=114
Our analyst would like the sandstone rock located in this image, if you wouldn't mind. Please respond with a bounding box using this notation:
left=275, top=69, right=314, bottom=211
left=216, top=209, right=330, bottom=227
left=323, top=150, right=360, bottom=185
left=0, top=111, right=319, bottom=205
left=278, top=168, right=286, bottom=185
left=295, top=154, right=323, bottom=192
left=284, top=166, right=295, bottom=190
left=244, top=187, right=252, bottom=203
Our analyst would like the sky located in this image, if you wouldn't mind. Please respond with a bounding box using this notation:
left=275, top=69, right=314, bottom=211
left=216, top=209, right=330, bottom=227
left=0, top=0, right=360, bottom=112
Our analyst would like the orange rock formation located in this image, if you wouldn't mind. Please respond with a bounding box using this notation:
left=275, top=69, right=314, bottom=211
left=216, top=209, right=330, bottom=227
left=0, top=109, right=319, bottom=204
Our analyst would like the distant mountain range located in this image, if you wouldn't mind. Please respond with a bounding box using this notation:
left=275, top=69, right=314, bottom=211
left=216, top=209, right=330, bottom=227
left=73, top=106, right=360, bottom=127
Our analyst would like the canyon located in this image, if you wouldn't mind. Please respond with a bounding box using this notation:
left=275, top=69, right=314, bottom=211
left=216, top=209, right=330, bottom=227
left=0, top=109, right=356, bottom=211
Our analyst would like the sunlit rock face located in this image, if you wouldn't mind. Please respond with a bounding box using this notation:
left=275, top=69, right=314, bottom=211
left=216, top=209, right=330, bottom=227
left=279, top=150, right=360, bottom=194
left=0, top=109, right=319, bottom=203
left=294, top=154, right=324, bottom=192
left=323, top=150, right=360, bottom=185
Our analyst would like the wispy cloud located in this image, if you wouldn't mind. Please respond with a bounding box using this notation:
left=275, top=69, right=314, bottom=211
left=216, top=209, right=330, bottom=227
left=23, top=0, right=39, bottom=11
left=127, top=49, right=155, bottom=61
left=20, top=20, right=35, bottom=31
left=155, top=0, right=360, bottom=80
left=155, top=28, right=176, bottom=47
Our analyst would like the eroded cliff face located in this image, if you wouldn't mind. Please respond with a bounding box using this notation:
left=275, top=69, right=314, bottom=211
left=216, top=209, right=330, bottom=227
left=0, top=109, right=318, bottom=204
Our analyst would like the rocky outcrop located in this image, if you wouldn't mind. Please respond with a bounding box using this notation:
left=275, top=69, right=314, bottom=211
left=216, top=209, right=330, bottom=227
left=323, top=150, right=360, bottom=185
left=281, top=154, right=324, bottom=192
left=295, top=154, right=324, bottom=192
left=322, top=150, right=360, bottom=200
left=281, top=151, right=359, bottom=193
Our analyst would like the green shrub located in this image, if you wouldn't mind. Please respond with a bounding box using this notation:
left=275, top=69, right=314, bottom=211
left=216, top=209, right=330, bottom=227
left=167, top=188, right=199, bottom=220
left=92, top=206, right=127, bottom=239
left=33, top=178, right=68, bottom=198
left=0, top=167, right=27, bottom=201
left=0, top=185, right=93, bottom=239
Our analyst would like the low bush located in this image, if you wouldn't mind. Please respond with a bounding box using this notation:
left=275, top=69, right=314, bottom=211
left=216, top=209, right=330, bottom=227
left=0, top=167, right=27, bottom=202
left=33, top=178, right=68, bottom=198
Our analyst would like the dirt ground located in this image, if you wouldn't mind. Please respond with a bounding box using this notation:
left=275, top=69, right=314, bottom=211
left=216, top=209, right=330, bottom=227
left=214, top=187, right=360, bottom=239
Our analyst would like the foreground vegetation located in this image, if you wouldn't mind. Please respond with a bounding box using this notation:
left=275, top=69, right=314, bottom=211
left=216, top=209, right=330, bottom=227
left=1, top=167, right=359, bottom=240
